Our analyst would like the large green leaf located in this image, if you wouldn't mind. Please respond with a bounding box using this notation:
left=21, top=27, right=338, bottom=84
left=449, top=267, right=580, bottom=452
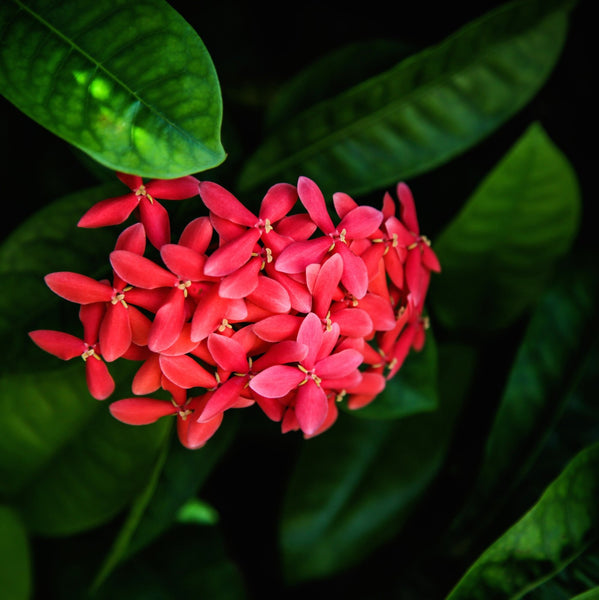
left=0, top=0, right=225, bottom=178
left=2, top=360, right=171, bottom=536
left=238, top=0, right=574, bottom=197
left=280, top=342, right=471, bottom=583
left=430, top=122, right=580, bottom=332
left=0, top=505, right=31, bottom=600
left=446, top=442, right=599, bottom=600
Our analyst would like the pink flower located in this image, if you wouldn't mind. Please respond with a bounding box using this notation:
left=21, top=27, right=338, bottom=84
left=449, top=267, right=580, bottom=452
left=275, top=177, right=383, bottom=299
left=249, top=313, right=363, bottom=435
left=78, top=172, right=200, bottom=249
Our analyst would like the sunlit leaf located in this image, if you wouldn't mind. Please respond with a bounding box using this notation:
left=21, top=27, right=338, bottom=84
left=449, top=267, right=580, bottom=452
left=0, top=0, right=225, bottom=178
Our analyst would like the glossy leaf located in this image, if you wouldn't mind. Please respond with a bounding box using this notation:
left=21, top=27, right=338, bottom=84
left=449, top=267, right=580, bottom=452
left=0, top=0, right=225, bottom=178
left=0, top=505, right=31, bottom=600
left=280, top=342, right=471, bottom=583
left=345, top=330, right=437, bottom=419
left=430, top=122, right=580, bottom=332
left=446, top=442, right=599, bottom=599
left=238, top=0, right=574, bottom=197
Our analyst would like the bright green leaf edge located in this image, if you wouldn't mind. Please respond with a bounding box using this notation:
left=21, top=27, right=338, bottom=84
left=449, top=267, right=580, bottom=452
left=0, top=0, right=225, bottom=178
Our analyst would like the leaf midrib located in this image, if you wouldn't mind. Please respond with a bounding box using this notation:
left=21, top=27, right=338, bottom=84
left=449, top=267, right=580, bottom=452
left=244, top=3, right=566, bottom=186
left=13, top=0, right=200, bottom=148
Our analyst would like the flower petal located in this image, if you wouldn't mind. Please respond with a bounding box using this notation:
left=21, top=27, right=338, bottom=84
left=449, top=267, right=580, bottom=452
left=259, top=182, right=298, bottom=223
left=77, top=193, right=138, bottom=228
left=316, top=348, right=363, bottom=379
left=29, top=330, right=86, bottom=360
left=85, top=355, right=115, bottom=400
left=99, top=302, right=132, bottom=362
left=297, top=176, right=335, bottom=234
left=249, top=365, right=304, bottom=398
left=110, top=250, right=177, bottom=289
left=159, top=354, right=217, bottom=389
left=160, top=243, right=206, bottom=281
left=207, top=333, right=248, bottom=373
left=146, top=175, right=200, bottom=200
left=199, top=181, right=257, bottom=226
left=109, top=397, right=177, bottom=425
left=338, top=206, right=383, bottom=239
left=295, top=378, right=328, bottom=435
left=203, top=228, right=262, bottom=277
left=44, top=272, right=113, bottom=304
left=139, top=196, right=170, bottom=248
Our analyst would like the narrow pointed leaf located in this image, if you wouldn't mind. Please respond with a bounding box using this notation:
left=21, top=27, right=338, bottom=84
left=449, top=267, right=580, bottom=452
left=238, top=0, right=575, bottom=196
left=0, top=0, right=225, bottom=178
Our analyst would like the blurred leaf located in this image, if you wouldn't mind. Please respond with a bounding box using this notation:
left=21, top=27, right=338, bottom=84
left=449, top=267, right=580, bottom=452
left=176, top=498, right=218, bottom=525
left=13, top=364, right=171, bottom=536
left=0, top=182, right=121, bottom=277
left=91, top=417, right=237, bottom=592
left=265, top=39, right=414, bottom=131
left=238, top=0, right=574, bottom=197
left=446, top=442, right=599, bottom=599
left=431, top=122, right=580, bottom=332
left=0, top=505, right=31, bottom=600
left=528, top=544, right=599, bottom=599
left=93, top=525, right=247, bottom=600
left=0, top=0, right=225, bottom=178
left=571, top=588, right=599, bottom=600
left=280, top=341, right=468, bottom=583
left=344, top=329, right=438, bottom=419
left=471, top=264, right=598, bottom=520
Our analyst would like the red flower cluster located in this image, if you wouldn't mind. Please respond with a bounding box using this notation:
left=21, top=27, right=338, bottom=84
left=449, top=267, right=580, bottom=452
left=29, top=173, right=440, bottom=449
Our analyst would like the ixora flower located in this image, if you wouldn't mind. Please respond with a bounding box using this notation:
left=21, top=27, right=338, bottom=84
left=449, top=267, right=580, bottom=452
left=31, top=173, right=440, bottom=449
left=78, top=172, right=200, bottom=249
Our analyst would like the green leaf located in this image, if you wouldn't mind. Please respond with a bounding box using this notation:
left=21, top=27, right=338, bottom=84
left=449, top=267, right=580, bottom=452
left=0, top=182, right=121, bottom=277
left=280, top=341, right=469, bottom=583
left=94, top=525, right=247, bottom=600
left=238, top=0, right=574, bottom=197
left=265, top=38, right=414, bottom=131
left=571, top=588, right=599, bottom=600
left=90, top=416, right=237, bottom=592
left=0, top=505, right=31, bottom=600
left=472, top=265, right=598, bottom=520
left=430, top=122, right=580, bottom=333
left=176, top=498, right=218, bottom=525
left=12, top=365, right=171, bottom=536
left=446, top=442, right=599, bottom=600
left=343, top=329, right=437, bottom=419
left=0, top=0, right=225, bottom=178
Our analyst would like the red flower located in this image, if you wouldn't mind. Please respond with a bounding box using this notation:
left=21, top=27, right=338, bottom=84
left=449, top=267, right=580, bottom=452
left=78, top=172, right=200, bottom=249
left=29, top=304, right=114, bottom=400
